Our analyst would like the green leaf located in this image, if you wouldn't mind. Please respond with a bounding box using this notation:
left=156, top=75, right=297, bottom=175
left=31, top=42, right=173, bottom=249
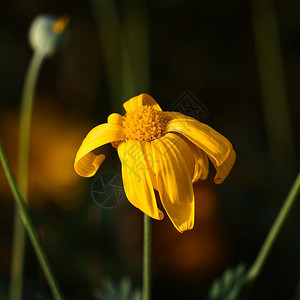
left=94, top=277, right=141, bottom=300
left=208, top=263, right=247, bottom=300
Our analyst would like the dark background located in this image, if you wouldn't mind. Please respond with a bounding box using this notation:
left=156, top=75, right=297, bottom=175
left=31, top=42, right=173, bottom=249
left=0, top=0, right=299, bottom=299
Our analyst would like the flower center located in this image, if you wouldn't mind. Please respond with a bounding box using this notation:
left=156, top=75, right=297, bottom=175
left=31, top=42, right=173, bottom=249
left=122, top=106, right=169, bottom=142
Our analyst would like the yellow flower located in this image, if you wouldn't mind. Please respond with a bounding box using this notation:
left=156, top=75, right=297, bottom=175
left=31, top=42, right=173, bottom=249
left=74, top=94, right=236, bottom=232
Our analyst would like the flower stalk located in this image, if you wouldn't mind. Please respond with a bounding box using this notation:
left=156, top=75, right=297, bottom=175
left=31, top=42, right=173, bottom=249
left=9, top=51, right=45, bottom=300
left=0, top=140, right=64, bottom=300
left=143, top=214, right=152, bottom=300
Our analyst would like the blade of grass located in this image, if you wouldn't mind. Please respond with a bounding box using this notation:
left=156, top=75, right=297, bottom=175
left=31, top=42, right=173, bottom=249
left=0, top=140, right=64, bottom=300
left=244, top=171, right=300, bottom=295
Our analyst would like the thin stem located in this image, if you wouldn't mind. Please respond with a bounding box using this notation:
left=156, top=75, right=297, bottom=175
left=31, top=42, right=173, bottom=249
left=246, top=171, right=300, bottom=284
left=90, top=0, right=123, bottom=111
left=18, top=52, right=44, bottom=199
left=0, top=140, right=64, bottom=300
left=143, top=214, right=151, bottom=300
left=9, top=51, right=44, bottom=300
left=251, top=0, right=295, bottom=173
left=121, top=0, right=150, bottom=95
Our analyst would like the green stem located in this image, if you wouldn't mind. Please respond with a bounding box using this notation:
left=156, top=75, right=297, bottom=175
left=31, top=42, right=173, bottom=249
left=121, top=0, right=150, bottom=95
left=9, top=51, right=44, bottom=300
left=246, top=171, right=300, bottom=284
left=0, top=140, right=64, bottom=300
left=251, top=0, right=295, bottom=172
left=18, top=52, right=45, bottom=198
left=143, top=214, right=151, bottom=300
left=90, top=0, right=123, bottom=111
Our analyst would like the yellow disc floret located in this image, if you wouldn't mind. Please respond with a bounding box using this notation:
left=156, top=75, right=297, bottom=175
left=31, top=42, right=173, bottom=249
left=123, top=106, right=169, bottom=142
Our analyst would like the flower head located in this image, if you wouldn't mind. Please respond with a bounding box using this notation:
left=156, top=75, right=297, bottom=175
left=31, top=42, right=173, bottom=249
left=74, top=94, right=236, bottom=232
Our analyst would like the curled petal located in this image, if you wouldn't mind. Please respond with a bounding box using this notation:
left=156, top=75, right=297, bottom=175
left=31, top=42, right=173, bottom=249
left=117, top=140, right=163, bottom=220
left=123, top=93, right=162, bottom=113
left=152, top=133, right=195, bottom=233
left=210, top=149, right=236, bottom=184
left=107, top=113, right=123, bottom=125
left=166, top=112, right=234, bottom=167
left=74, top=123, right=125, bottom=177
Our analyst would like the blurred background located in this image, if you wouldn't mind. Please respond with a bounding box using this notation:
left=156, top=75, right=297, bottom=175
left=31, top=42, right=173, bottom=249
left=0, top=0, right=299, bottom=299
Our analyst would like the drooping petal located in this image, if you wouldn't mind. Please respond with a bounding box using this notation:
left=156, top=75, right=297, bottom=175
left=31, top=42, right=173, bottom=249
left=123, top=93, right=162, bottom=113
left=166, top=112, right=234, bottom=167
left=209, top=149, right=236, bottom=184
left=74, top=123, right=125, bottom=177
left=188, top=142, right=209, bottom=183
left=117, top=140, right=164, bottom=220
left=152, top=133, right=195, bottom=233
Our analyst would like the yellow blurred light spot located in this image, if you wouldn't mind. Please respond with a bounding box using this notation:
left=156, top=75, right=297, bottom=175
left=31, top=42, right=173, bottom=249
left=0, top=99, right=88, bottom=210
left=52, top=15, right=70, bottom=34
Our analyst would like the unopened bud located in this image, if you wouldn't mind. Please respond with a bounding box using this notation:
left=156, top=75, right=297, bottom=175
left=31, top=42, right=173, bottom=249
left=29, top=14, right=69, bottom=57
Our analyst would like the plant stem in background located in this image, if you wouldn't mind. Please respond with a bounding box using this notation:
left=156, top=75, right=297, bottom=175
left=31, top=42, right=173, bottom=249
left=18, top=53, right=45, bottom=200
left=245, top=171, right=300, bottom=287
left=251, top=0, right=296, bottom=177
left=143, top=214, right=152, bottom=300
left=9, top=51, right=45, bottom=300
left=90, top=0, right=125, bottom=111
left=120, top=33, right=136, bottom=101
left=90, top=0, right=150, bottom=110
left=0, top=140, right=64, bottom=300
left=121, top=0, right=150, bottom=96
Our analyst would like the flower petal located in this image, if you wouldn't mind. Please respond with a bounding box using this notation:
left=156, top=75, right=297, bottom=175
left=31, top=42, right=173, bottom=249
left=117, top=140, right=163, bottom=220
left=166, top=112, right=233, bottom=167
left=152, top=133, right=195, bottom=233
left=209, top=149, right=236, bottom=184
left=107, top=113, right=123, bottom=125
left=188, top=142, right=209, bottom=183
left=123, top=93, right=162, bottom=113
left=74, top=123, right=125, bottom=177
left=141, top=141, right=159, bottom=190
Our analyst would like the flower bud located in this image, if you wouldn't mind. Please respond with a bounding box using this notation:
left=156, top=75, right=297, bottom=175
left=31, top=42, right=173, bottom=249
left=29, top=14, right=69, bottom=57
